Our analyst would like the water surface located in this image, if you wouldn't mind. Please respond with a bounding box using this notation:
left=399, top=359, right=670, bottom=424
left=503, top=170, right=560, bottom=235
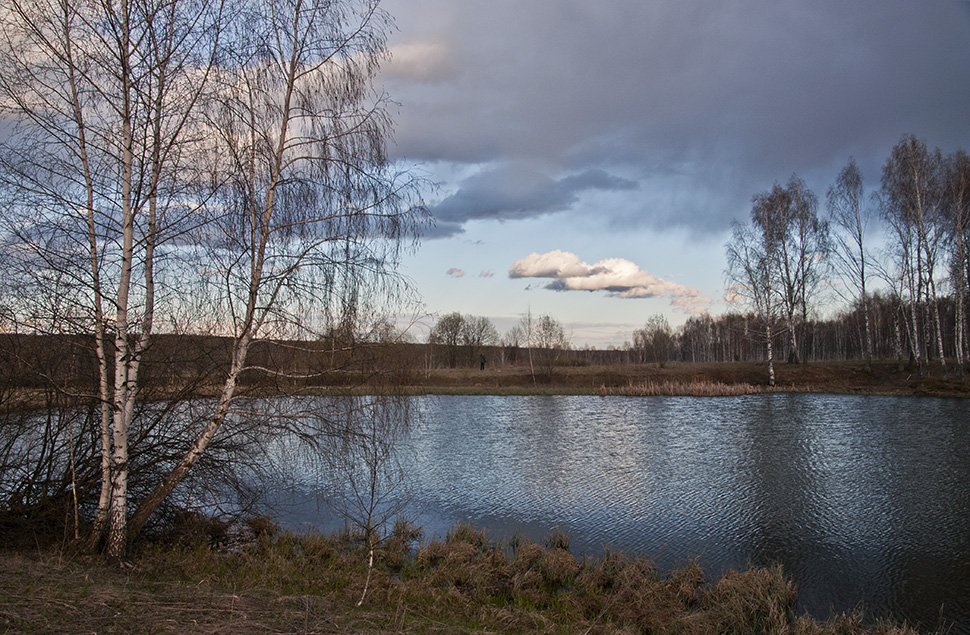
left=275, top=394, right=970, bottom=632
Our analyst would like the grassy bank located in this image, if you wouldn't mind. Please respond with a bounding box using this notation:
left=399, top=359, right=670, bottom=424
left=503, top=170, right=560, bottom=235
left=0, top=522, right=933, bottom=634
left=388, top=360, right=970, bottom=398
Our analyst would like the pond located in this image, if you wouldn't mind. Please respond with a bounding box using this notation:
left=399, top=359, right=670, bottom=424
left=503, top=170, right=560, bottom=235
left=270, top=394, right=970, bottom=633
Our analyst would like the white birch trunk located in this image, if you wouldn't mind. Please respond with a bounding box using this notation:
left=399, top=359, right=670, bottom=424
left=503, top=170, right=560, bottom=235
left=106, top=0, right=136, bottom=558
left=60, top=0, right=114, bottom=548
left=765, top=321, right=775, bottom=387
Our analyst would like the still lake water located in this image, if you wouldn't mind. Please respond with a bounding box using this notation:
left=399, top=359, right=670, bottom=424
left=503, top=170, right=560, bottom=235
left=275, top=394, right=970, bottom=632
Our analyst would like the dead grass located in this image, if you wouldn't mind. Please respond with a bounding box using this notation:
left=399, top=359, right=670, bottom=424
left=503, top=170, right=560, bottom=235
left=398, top=360, right=970, bottom=398
left=609, top=379, right=785, bottom=397
left=0, top=525, right=938, bottom=634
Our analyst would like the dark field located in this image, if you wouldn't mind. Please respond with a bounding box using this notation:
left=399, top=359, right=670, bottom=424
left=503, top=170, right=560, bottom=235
left=409, top=360, right=970, bottom=398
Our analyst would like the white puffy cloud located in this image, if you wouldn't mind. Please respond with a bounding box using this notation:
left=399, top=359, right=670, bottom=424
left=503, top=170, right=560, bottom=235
left=446, top=267, right=466, bottom=278
left=509, top=250, right=711, bottom=313
left=508, top=249, right=591, bottom=279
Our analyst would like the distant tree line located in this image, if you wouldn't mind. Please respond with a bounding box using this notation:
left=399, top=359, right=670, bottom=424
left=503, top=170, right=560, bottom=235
left=669, top=291, right=962, bottom=366
left=427, top=312, right=498, bottom=368
left=423, top=136, right=970, bottom=379
left=425, top=311, right=570, bottom=378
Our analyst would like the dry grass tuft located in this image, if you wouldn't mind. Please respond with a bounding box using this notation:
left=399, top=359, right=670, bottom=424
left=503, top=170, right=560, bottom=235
left=446, top=521, right=489, bottom=549
left=687, top=564, right=797, bottom=632
left=0, top=527, right=943, bottom=634
left=544, top=526, right=571, bottom=551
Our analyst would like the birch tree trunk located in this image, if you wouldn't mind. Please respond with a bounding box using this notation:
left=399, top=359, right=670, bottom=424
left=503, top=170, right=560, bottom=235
left=1, top=0, right=424, bottom=555
left=725, top=189, right=780, bottom=387
left=129, top=0, right=425, bottom=536
left=948, top=151, right=970, bottom=379
left=827, top=158, right=873, bottom=371
left=1, top=0, right=225, bottom=557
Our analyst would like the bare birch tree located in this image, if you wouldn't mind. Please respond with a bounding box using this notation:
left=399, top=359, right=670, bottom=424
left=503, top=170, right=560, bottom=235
left=1, top=0, right=424, bottom=559
left=827, top=158, right=874, bottom=371
left=322, top=394, right=414, bottom=606
left=945, top=150, right=970, bottom=378
left=127, top=0, right=425, bottom=542
left=632, top=314, right=673, bottom=366
left=529, top=313, right=568, bottom=377
left=0, top=0, right=224, bottom=558
left=726, top=190, right=782, bottom=386
left=787, top=176, right=829, bottom=362
left=882, top=135, right=947, bottom=379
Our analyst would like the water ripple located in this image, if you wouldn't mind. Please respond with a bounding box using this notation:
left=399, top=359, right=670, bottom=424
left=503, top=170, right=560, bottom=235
left=276, top=394, right=970, bottom=633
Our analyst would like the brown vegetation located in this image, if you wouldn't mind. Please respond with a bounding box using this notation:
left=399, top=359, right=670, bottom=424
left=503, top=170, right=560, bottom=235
left=0, top=522, right=933, bottom=634
left=408, top=360, right=970, bottom=398
left=4, top=334, right=967, bottom=403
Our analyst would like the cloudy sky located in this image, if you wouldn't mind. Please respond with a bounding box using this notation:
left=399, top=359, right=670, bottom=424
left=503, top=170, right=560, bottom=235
left=378, top=0, right=970, bottom=347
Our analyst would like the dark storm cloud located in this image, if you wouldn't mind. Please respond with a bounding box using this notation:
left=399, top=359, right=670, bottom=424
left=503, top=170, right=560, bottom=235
left=426, top=164, right=637, bottom=238
left=382, top=0, right=970, bottom=234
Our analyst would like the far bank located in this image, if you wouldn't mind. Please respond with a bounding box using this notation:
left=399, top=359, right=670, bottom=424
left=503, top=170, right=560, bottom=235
left=372, top=360, right=970, bottom=398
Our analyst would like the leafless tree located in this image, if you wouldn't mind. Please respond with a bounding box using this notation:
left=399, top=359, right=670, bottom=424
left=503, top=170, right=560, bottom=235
left=462, top=315, right=498, bottom=364
left=527, top=313, right=568, bottom=378
left=128, top=0, right=426, bottom=544
left=725, top=190, right=782, bottom=386
left=500, top=324, right=524, bottom=365
left=881, top=135, right=947, bottom=379
left=320, top=394, right=414, bottom=606
left=827, top=158, right=874, bottom=371
left=428, top=312, right=464, bottom=368
left=945, top=150, right=970, bottom=378
left=427, top=313, right=497, bottom=368
left=786, top=175, right=829, bottom=362
left=754, top=176, right=829, bottom=365
left=0, top=0, right=225, bottom=557
left=632, top=314, right=673, bottom=367
left=0, top=0, right=425, bottom=559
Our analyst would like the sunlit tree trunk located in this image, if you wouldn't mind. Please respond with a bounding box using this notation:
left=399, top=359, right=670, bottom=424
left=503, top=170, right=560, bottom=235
left=2, top=0, right=225, bottom=558
left=1, top=0, right=424, bottom=556
left=57, top=0, right=114, bottom=549
left=765, top=320, right=776, bottom=386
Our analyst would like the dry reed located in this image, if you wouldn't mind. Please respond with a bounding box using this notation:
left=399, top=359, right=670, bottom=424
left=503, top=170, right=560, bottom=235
left=608, top=379, right=797, bottom=397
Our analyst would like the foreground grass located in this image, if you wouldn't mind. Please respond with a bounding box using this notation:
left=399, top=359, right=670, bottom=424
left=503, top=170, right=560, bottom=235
left=0, top=522, right=934, bottom=634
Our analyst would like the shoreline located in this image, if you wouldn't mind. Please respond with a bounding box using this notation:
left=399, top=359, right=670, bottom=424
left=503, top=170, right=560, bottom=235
left=0, top=522, right=937, bottom=634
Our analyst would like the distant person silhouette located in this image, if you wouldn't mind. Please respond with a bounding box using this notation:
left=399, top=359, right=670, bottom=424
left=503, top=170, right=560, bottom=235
left=480, top=354, right=486, bottom=371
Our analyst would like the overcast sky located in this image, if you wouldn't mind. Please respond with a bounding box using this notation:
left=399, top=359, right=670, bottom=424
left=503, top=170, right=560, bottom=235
left=378, top=0, right=970, bottom=347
